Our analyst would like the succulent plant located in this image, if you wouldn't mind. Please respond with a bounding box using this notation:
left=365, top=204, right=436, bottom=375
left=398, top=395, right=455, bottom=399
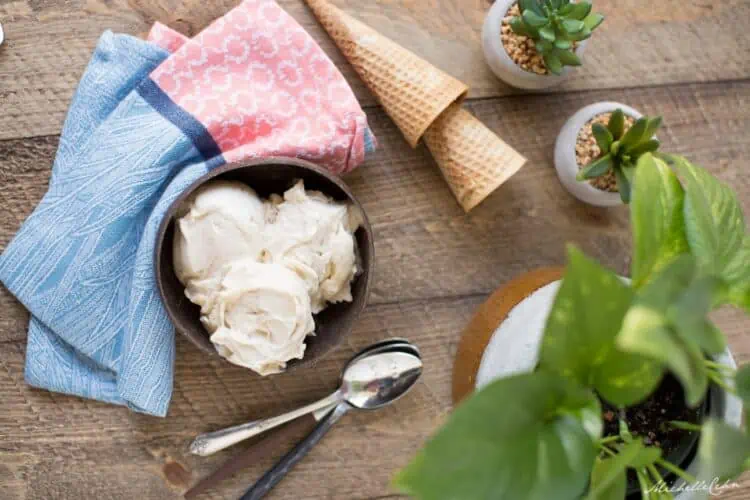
left=510, top=0, right=605, bottom=75
left=577, top=109, right=662, bottom=203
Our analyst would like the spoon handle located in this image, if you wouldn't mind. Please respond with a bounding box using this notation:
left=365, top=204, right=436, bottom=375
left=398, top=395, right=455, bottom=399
left=239, top=403, right=350, bottom=500
left=190, top=391, right=342, bottom=456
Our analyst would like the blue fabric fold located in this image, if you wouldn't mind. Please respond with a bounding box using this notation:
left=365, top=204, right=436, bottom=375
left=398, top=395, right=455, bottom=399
left=1, top=22, right=375, bottom=417
left=0, top=32, right=212, bottom=416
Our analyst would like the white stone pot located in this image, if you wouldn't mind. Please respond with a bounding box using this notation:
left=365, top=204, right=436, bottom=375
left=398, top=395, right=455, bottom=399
left=476, top=278, right=743, bottom=500
left=482, top=0, right=589, bottom=90
left=554, top=101, right=643, bottom=207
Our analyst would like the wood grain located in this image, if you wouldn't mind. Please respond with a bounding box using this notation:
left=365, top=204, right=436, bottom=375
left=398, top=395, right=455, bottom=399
left=1, top=296, right=749, bottom=498
left=1, top=1, right=749, bottom=497
left=2, top=81, right=749, bottom=344
left=1, top=0, right=750, bottom=139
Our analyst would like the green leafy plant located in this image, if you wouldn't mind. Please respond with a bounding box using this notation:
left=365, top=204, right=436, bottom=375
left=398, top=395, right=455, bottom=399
left=395, top=153, right=750, bottom=500
left=510, top=0, right=605, bottom=75
left=576, top=109, right=663, bottom=203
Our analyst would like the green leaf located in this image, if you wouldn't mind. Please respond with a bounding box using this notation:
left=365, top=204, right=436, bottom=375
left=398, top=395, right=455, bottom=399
left=539, top=24, right=556, bottom=42
left=643, top=116, right=663, bottom=141
left=543, top=52, right=563, bottom=74
left=583, top=12, right=605, bottom=31
left=520, top=0, right=543, bottom=15
left=672, top=156, right=747, bottom=283
left=608, top=109, right=626, bottom=140
left=586, top=444, right=642, bottom=500
left=667, top=276, right=726, bottom=355
left=724, top=236, right=750, bottom=310
left=630, top=154, right=689, bottom=288
left=539, top=246, right=663, bottom=407
left=627, top=139, right=661, bottom=158
left=618, top=256, right=710, bottom=407
left=393, top=372, right=601, bottom=500
left=735, top=364, right=750, bottom=429
left=566, top=2, right=593, bottom=20
left=592, top=123, right=614, bottom=153
left=577, top=154, right=613, bottom=180
left=735, top=362, right=750, bottom=396
left=523, top=9, right=550, bottom=27
left=555, top=38, right=573, bottom=49
left=697, top=419, right=750, bottom=484
left=615, top=167, right=632, bottom=204
left=510, top=17, right=535, bottom=37
left=558, top=2, right=576, bottom=15
left=619, top=117, right=648, bottom=150
left=569, top=26, right=592, bottom=41
left=562, top=19, right=585, bottom=33
left=536, top=39, right=554, bottom=53
left=556, top=48, right=582, bottom=66
left=630, top=446, right=662, bottom=468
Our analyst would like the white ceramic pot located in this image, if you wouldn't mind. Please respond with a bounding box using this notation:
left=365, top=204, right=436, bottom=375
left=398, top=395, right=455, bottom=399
left=476, top=278, right=743, bottom=500
left=482, top=0, right=589, bottom=90
left=554, top=101, right=643, bottom=207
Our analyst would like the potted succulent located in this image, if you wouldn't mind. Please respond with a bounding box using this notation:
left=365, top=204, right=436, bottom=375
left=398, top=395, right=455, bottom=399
left=482, top=0, right=605, bottom=90
left=395, top=154, right=750, bottom=499
left=555, top=102, right=662, bottom=206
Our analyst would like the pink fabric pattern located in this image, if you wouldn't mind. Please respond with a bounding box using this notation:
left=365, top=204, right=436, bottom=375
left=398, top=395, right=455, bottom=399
left=147, top=23, right=189, bottom=53
left=147, top=0, right=369, bottom=174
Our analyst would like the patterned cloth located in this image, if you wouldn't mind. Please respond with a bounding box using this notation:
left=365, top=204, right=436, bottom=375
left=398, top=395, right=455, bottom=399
left=0, top=0, right=374, bottom=417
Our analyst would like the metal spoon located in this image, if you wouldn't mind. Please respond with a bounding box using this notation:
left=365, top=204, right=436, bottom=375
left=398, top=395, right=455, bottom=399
left=190, top=340, right=420, bottom=456
left=240, top=350, right=423, bottom=499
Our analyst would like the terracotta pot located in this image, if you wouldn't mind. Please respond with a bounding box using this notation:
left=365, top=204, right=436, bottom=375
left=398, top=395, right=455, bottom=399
left=554, top=101, right=643, bottom=207
left=481, top=0, right=588, bottom=90
left=473, top=270, right=743, bottom=500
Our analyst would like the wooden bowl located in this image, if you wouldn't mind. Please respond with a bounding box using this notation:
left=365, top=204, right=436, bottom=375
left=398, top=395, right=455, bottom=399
left=155, top=157, right=374, bottom=371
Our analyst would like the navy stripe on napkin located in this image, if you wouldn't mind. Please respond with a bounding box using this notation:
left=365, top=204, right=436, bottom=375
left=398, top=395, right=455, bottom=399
left=136, top=77, right=223, bottom=162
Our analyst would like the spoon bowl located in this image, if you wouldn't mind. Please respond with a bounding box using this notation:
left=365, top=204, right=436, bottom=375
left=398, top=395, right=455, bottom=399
left=340, top=350, right=423, bottom=410
left=190, top=340, right=421, bottom=456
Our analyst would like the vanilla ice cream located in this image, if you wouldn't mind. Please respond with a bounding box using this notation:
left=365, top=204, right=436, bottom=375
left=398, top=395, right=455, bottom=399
left=173, top=179, right=361, bottom=375
left=207, top=258, right=316, bottom=375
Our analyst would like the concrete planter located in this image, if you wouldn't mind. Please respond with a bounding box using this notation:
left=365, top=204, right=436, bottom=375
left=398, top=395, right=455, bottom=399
left=481, top=0, right=588, bottom=90
left=554, top=101, right=643, bottom=207
left=476, top=275, right=743, bottom=500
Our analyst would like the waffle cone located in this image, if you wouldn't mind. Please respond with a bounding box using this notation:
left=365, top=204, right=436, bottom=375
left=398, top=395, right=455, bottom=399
left=304, top=0, right=468, bottom=148
left=424, top=102, right=527, bottom=212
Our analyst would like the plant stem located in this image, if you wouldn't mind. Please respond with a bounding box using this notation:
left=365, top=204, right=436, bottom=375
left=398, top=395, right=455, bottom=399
left=704, top=359, right=735, bottom=373
left=667, top=420, right=703, bottom=432
left=598, top=444, right=617, bottom=457
left=656, top=458, right=697, bottom=484
left=597, top=435, right=621, bottom=445
left=647, top=464, right=666, bottom=487
left=707, top=370, right=737, bottom=395
left=636, top=469, right=653, bottom=499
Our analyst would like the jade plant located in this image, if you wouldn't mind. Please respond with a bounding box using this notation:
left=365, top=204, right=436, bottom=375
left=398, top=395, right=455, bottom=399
left=577, top=109, right=663, bottom=203
left=394, top=154, right=750, bottom=500
left=510, top=0, right=605, bottom=75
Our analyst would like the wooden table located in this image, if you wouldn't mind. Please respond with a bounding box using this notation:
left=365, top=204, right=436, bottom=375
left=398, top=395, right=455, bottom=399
left=1, top=0, right=749, bottom=498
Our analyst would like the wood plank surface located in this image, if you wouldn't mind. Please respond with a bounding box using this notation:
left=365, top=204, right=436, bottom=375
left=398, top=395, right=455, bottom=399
left=2, top=0, right=750, bottom=139
left=1, top=77, right=750, bottom=498
left=3, top=81, right=749, bottom=344
left=2, top=0, right=750, bottom=498
left=2, top=300, right=749, bottom=499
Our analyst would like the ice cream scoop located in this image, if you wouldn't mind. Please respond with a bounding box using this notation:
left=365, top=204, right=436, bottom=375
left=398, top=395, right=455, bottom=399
left=205, top=258, right=316, bottom=376
left=172, top=178, right=361, bottom=375
left=173, top=180, right=265, bottom=287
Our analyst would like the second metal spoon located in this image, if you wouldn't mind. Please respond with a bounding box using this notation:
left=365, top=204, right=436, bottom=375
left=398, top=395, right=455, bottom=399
left=190, top=339, right=419, bottom=456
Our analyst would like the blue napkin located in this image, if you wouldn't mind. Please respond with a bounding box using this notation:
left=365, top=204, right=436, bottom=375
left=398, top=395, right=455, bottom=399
left=0, top=1, right=374, bottom=417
